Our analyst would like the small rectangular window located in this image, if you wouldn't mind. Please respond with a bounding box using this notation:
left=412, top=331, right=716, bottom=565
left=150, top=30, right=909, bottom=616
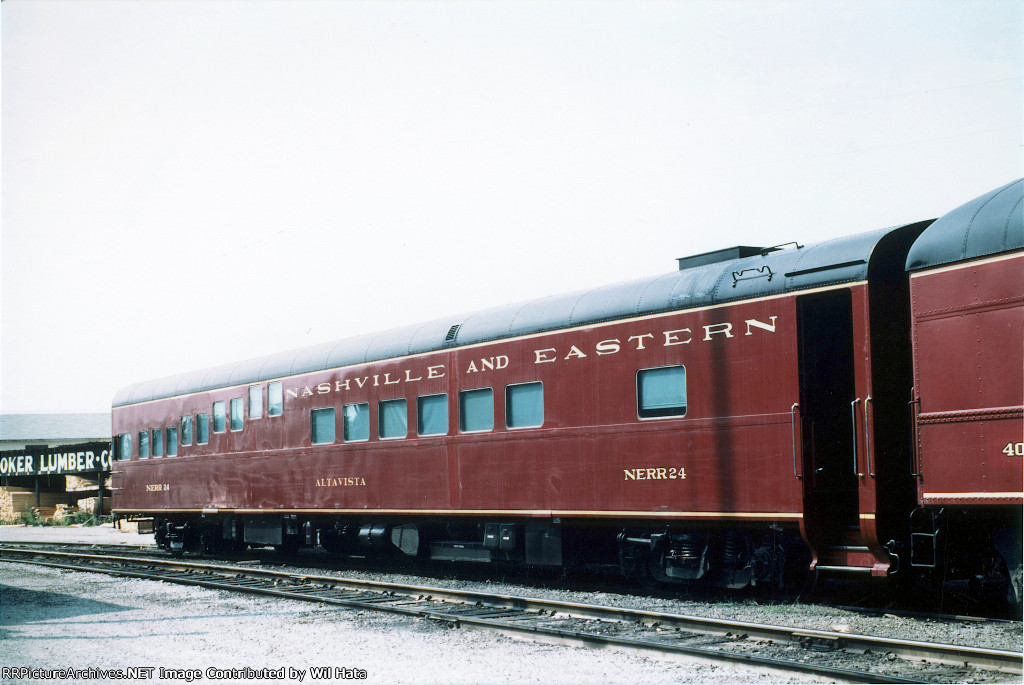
left=379, top=398, right=408, bottom=439
left=213, top=401, right=226, bottom=433
left=637, top=365, right=687, bottom=419
left=117, top=433, right=131, bottom=461
left=459, top=387, right=494, bottom=432
left=417, top=394, right=448, bottom=436
left=152, top=428, right=164, bottom=457
left=230, top=398, right=244, bottom=431
left=268, top=381, right=284, bottom=416
left=138, top=431, right=150, bottom=459
left=506, top=382, right=544, bottom=428
left=197, top=413, right=210, bottom=444
left=311, top=407, right=336, bottom=444
left=166, top=427, right=178, bottom=456
left=181, top=416, right=193, bottom=446
left=249, top=385, right=263, bottom=419
left=343, top=402, right=370, bottom=442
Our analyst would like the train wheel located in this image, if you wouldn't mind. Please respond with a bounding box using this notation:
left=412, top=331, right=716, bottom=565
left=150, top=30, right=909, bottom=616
left=199, top=528, right=219, bottom=556
left=321, top=534, right=347, bottom=556
left=274, top=536, right=301, bottom=555
left=636, top=554, right=665, bottom=590
left=225, top=539, right=248, bottom=554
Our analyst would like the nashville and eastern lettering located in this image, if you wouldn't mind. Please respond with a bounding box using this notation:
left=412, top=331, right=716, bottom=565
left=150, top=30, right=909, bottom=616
left=285, top=314, right=779, bottom=399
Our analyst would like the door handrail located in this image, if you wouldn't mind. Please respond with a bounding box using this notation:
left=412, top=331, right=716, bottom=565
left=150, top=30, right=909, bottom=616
left=864, top=395, right=874, bottom=478
left=790, top=403, right=802, bottom=479
left=909, top=394, right=921, bottom=477
left=851, top=398, right=862, bottom=477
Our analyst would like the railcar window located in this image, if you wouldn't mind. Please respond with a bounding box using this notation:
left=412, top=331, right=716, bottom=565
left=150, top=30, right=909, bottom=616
left=181, top=416, right=193, bottom=446
left=213, top=401, right=226, bottom=433
left=268, top=381, right=283, bottom=417
left=459, top=387, right=494, bottom=432
left=116, top=433, right=131, bottom=460
left=637, top=365, right=687, bottom=419
left=417, top=394, right=448, bottom=436
left=138, top=431, right=150, bottom=459
left=506, top=382, right=544, bottom=428
left=343, top=402, right=370, bottom=442
left=196, top=413, right=210, bottom=444
left=230, top=398, right=244, bottom=431
left=248, top=385, right=263, bottom=419
left=311, top=407, right=335, bottom=444
left=166, top=427, right=178, bottom=456
left=152, top=429, right=164, bottom=457
left=379, top=399, right=408, bottom=439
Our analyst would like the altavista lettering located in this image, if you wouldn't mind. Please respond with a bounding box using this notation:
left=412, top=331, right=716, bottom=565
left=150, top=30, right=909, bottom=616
left=316, top=476, right=366, bottom=487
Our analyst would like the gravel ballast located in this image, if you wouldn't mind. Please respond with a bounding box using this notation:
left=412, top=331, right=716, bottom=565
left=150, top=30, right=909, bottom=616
left=2, top=524, right=1020, bottom=683
left=1, top=526, right=810, bottom=684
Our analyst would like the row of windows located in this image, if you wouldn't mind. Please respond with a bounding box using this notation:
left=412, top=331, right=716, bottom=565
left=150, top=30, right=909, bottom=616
left=116, top=366, right=686, bottom=459
left=116, top=381, right=285, bottom=460
left=309, top=381, right=546, bottom=445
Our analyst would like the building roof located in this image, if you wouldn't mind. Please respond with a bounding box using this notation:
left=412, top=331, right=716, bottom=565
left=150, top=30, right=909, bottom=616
left=0, top=413, right=111, bottom=442
left=114, top=222, right=921, bottom=408
left=906, top=179, right=1024, bottom=271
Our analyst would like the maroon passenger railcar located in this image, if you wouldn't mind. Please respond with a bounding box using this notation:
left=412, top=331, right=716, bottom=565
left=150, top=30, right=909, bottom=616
left=904, top=180, right=1023, bottom=602
left=111, top=181, right=1023, bottom=599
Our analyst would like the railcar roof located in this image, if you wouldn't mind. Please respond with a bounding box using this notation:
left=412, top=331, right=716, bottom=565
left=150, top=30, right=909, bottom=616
left=906, top=179, right=1024, bottom=272
left=113, top=223, right=913, bottom=408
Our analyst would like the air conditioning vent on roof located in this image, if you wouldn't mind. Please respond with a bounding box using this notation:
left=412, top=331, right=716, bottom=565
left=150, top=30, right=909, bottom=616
left=676, top=246, right=764, bottom=270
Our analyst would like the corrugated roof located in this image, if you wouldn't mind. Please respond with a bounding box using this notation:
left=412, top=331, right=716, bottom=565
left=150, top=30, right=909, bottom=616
left=114, top=223, right=917, bottom=408
left=906, top=179, right=1024, bottom=271
left=0, top=413, right=111, bottom=442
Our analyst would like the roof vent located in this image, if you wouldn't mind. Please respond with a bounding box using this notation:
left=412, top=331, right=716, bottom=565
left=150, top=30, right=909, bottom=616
left=443, top=324, right=462, bottom=346
left=676, top=246, right=764, bottom=271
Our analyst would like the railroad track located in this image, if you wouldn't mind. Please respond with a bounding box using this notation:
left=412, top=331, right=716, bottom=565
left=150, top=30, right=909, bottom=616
left=1, top=545, right=1020, bottom=683
left=4, top=540, right=1017, bottom=621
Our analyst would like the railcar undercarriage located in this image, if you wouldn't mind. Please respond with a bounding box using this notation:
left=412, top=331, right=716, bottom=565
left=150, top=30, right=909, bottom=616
left=152, top=513, right=805, bottom=591
left=146, top=508, right=1021, bottom=609
left=907, top=506, right=1022, bottom=606
left=617, top=525, right=802, bottom=590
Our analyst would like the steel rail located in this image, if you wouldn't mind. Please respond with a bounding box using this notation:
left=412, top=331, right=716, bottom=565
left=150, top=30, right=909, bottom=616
left=4, top=541, right=1015, bottom=625
left=2, top=546, right=1020, bottom=682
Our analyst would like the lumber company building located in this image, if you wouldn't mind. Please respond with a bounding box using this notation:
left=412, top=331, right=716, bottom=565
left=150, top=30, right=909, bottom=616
left=0, top=413, right=112, bottom=522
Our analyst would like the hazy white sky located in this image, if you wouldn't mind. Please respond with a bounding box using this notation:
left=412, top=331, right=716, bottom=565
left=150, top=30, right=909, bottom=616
left=2, top=0, right=1021, bottom=413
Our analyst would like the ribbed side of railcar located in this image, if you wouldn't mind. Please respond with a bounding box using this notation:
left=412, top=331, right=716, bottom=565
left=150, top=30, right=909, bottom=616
left=906, top=179, right=1024, bottom=506
left=905, top=179, right=1023, bottom=603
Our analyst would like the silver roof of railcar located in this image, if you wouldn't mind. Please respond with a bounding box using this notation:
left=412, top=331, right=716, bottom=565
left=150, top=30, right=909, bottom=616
left=114, top=223, right=914, bottom=407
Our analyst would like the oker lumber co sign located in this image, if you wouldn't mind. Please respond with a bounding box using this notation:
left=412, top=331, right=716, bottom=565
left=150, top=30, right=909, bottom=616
left=0, top=441, right=112, bottom=477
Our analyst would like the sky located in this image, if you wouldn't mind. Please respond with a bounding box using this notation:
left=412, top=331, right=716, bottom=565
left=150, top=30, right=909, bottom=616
left=2, top=0, right=1021, bottom=414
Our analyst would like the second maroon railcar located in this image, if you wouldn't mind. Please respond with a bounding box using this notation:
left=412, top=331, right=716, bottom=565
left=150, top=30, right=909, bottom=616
left=905, top=180, right=1024, bottom=600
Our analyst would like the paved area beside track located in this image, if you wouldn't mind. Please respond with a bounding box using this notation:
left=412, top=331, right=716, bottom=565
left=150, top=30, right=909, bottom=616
left=0, top=524, right=153, bottom=546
